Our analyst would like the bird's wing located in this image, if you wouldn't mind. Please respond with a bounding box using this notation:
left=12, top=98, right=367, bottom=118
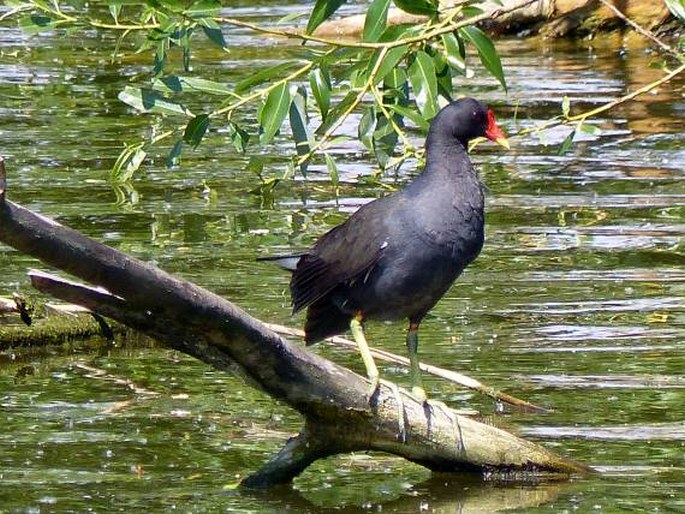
left=290, top=198, right=395, bottom=313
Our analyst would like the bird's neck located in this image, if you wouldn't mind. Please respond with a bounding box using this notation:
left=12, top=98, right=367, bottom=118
left=423, top=135, right=472, bottom=178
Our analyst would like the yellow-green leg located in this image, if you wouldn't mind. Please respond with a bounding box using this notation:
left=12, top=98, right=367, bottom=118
left=350, top=314, right=379, bottom=397
left=407, top=323, right=427, bottom=403
left=351, top=313, right=407, bottom=440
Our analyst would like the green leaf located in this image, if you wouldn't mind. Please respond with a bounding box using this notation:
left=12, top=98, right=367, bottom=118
left=459, top=25, right=507, bottom=92
left=387, top=104, right=430, bottom=132
left=358, top=107, right=377, bottom=151
left=441, top=32, right=470, bottom=75
left=247, top=155, right=265, bottom=180
left=235, top=62, right=299, bottom=95
left=316, top=90, right=357, bottom=136
left=258, top=82, right=292, bottom=144
left=179, top=26, right=192, bottom=72
left=557, top=129, right=575, bottom=156
left=183, top=114, right=211, bottom=149
left=578, top=123, right=601, bottom=136
left=153, top=40, right=167, bottom=77
left=154, top=76, right=232, bottom=95
left=277, top=12, right=309, bottom=25
left=288, top=86, right=313, bottom=173
left=408, top=50, right=438, bottom=119
left=228, top=121, right=250, bottom=153
left=462, top=5, right=484, bottom=17
left=111, top=144, right=147, bottom=183
left=306, top=0, right=347, bottom=34
left=430, top=47, right=453, bottom=100
left=309, top=66, right=332, bottom=121
left=186, top=0, right=222, bottom=17
left=665, top=0, right=685, bottom=21
left=109, top=5, right=121, bottom=23
left=324, top=153, right=340, bottom=189
left=18, top=14, right=58, bottom=35
left=369, top=45, right=408, bottom=85
left=378, top=23, right=419, bottom=42
left=200, top=18, right=227, bottom=49
left=561, top=96, right=570, bottom=118
left=118, top=86, right=192, bottom=116
left=363, top=0, right=391, bottom=42
left=372, top=119, right=397, bottom=168
left=392, top=0, right=438, bottom=16
left=167, top=139, right=184, bottom=167
left=383, top=66, right=408, bottom=91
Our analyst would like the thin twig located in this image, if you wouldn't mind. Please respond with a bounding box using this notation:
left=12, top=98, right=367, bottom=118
left=598, top=0, right=684, bottom=61
left=265, top=322, right=551, bottom=413
left=217, top=0, right=538, bottom=50
left=296, top=46, right=391, bottom=166
left=515, top=61, right=685, bottom=139
left=370, top=84, right=416, bottom=153
left=72, top=0, right=537, bottom=51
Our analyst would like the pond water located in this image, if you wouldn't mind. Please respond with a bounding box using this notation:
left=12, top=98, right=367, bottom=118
left=1, top=4, right=684, bottom=513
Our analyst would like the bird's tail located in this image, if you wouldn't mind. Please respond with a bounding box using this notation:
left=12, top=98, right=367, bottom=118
left=256, top=254, right=305, bottom=272
left=304, top=299, right=351, bottom=345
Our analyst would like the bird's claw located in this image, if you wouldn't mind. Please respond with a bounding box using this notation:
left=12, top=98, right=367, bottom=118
left=411, top=385, right=427, bottom=404
left=380, top=378, right=407, bottom=442
left=365, top=376, right=408, bottom=443
left=423, top=398, right=466, bottom=454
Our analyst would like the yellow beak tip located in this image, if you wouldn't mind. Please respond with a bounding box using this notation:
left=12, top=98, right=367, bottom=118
left=495, top=137, right=510, bottom=150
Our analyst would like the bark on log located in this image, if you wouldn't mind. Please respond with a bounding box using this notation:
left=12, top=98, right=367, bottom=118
left=0, top=158, right=593, bottom=486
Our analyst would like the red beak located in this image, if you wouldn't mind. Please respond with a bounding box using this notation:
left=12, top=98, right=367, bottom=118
left=484, top=109, right=509, bottom=149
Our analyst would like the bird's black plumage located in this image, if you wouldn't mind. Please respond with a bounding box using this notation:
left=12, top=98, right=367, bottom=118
left=262, top=97, right=506, bottom=347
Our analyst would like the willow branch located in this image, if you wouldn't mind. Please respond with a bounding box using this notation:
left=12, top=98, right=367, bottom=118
left=41, top=0, right=537, bottom=51
left=295, top=46, right=390, bottom=166
left=216, top=0, right=538, bottom=50
left=515, top=61, right=685, bottom=139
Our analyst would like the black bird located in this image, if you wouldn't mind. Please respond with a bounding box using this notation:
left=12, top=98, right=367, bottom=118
left=261, top=97, right=508, bottom=402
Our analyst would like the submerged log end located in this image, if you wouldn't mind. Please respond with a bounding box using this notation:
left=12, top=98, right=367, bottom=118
left=240, top=431, right=337, bottom=488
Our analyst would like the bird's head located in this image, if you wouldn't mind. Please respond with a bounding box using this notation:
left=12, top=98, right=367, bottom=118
left=430, top=97, right=509, bottom=150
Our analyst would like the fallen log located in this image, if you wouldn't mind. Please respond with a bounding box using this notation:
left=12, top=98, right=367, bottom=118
left=0, top=296, right=548, bottom=412
left=312, top=0, right=673, bottom=39
left=0, top=157, right=593, bottom=486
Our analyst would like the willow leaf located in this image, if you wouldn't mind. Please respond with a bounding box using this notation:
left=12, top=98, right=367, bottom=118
left=184, top=114, right=211, bottom=149
left=306, top=0, right=346, bottom=34
left=408, top=50, right=438, bottom=119
left=259, top=82, right=291, bottom=144
left=459, top=26, right=507, bottom=91
left=363, top=0, right=390, bottom=42
left=309, top=66, right=332, bottom=121
left=235, top=62, right=298, bottom=95
left=118, top=86, right=192, bottom=116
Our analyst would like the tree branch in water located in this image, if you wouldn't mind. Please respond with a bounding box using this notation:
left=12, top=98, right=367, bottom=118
left=0, top=162, right=592, bottom=486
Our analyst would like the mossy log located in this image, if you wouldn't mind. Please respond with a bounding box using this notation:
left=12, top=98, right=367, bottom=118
left=0, top=158, right=593, bottom=486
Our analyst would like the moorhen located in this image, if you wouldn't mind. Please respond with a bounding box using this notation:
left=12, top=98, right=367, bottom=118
left=261, top=97, right=508, bottom=404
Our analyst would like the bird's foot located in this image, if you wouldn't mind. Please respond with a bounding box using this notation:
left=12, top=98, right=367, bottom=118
left=367, top=373, right=381, bottom=401
left=380, top=378, right=407, bottom=443
left=364, top=376, right=407, bottom=442
left=423, top=398, right=466, bottom=454
left=411, top=385, right=427, bottom=404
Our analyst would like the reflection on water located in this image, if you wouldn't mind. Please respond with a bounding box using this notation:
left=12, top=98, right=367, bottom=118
left=0, top=10, right=684, bottom=513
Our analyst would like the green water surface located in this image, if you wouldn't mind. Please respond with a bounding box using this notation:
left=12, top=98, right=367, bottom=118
left=0, top=5, right=684, bottom=513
